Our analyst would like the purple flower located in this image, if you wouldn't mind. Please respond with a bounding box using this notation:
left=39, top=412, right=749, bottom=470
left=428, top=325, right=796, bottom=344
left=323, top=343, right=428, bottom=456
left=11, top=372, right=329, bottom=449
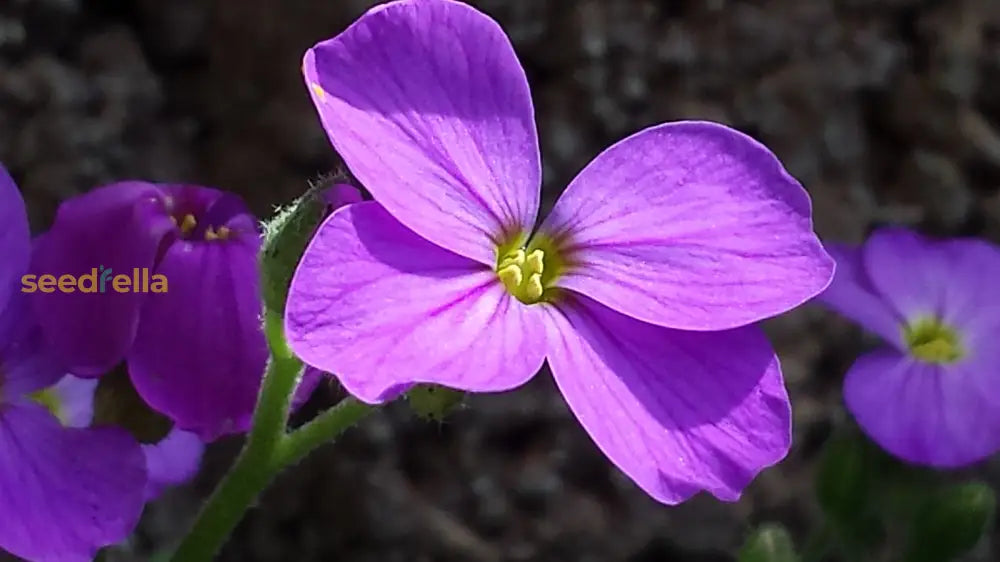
left=30, top=182, right=266, bottom=440
left=819, top=228, right=1000, bottom=467
left=286, top=0, right=833, bottom=504
left=42, top=374, right=205, bottom=500
left=0, top=166, right=146, bottom=562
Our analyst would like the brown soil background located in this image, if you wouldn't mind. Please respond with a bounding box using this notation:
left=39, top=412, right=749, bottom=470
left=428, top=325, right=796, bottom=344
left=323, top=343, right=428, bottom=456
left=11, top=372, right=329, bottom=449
left=1, top=0, right=999, bottom=560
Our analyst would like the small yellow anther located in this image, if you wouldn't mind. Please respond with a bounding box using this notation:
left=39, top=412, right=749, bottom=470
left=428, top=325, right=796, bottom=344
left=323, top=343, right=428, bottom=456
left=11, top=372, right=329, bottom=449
left=524, top=249, right=545, bottom=276
left=310, top=83, right=327, bottom=102
left=498, top=249, right=526, bottom=270
left=177, top=214, right=197, bottom=235
left=524, top=273, right=543, bottom=301
left=497, top=264, right=523, bottom=291
left=205, top=226, right=232, bottom=242
left=169, top=216, right=178, bottom=227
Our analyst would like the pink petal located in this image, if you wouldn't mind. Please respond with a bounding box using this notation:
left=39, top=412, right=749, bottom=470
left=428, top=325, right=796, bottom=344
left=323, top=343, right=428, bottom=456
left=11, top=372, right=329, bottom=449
left=0, top=402, right=145, bottom=562
left=304, top=0, right=540, bottom=265
left=845, top=347, right=1000, bottom=467
left=540, top=122, right=833, bottom=331
left=542, top=294, right=790, bottom=504
left=817, top=243, right=904, bottom=347
left=285, top=201, right=547, bottom=404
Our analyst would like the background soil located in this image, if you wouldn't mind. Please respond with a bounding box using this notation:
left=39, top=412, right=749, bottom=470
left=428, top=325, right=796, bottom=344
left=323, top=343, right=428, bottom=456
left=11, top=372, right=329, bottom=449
left=1, top=0, right=999, bottom=560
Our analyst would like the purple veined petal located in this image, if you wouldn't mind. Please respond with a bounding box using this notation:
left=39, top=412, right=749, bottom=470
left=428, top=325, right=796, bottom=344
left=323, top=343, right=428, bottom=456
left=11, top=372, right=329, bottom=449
left=0, top=401, right=145, bottom=562
left=861, top=228, right=949, bottom=322
left=542, top=293, right=791, bottom=504
left=934, top=238, right=1000, bottom=336
left=816, top=243, right=905, bottom=348
left=142, top=428, right=204, bottom=501
left=285, top=201, right=547, bottom=404
left=29, top=182, right=176, bottom=376
left=323, top=183, right=364, bottom=209
left=862, top=228, right=1000, bottom=336
left=0, top=164, right=29, bottom=313
left=844, top=346, right=1000, bottom=467
left=304, top=0, right=541, bottom=265
left=127, top=234, right=267, bottom=441
left=0, top=292, right=66, bottom=397
left=539, top=121, right=834, bottom=331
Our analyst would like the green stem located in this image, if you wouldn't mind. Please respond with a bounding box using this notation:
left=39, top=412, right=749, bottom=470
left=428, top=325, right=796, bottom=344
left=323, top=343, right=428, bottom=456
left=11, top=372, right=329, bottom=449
left=168, top=347, right=302, bottom=561
left=169, top=311, right=375, bottom=561
left=274, top=396, right=373, bottom=468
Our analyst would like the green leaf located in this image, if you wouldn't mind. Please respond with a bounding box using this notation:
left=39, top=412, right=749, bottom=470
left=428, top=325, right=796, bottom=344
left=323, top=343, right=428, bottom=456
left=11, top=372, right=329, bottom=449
left=814, top=432, right=884, bottom=548
left=739, top=523, right=799, bottom=562
left=903, top=481, right=996, bottom=562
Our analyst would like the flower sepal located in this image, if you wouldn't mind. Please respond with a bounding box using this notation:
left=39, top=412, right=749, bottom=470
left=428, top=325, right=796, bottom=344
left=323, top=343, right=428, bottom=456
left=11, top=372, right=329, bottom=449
left=260, top=175, right=362, bottom=316
left=407, top=384, right=465, bottom=422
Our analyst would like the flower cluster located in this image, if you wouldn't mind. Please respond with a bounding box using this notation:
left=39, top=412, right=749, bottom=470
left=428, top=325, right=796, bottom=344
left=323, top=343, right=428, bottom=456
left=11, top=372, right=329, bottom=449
left=0, top=168, right=358, bottom=560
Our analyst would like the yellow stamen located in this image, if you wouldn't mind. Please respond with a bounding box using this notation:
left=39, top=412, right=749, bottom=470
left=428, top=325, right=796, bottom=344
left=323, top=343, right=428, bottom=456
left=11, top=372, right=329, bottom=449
left=496, top=245, right=556, bottom=305
left=204, top=226, right=232, bottom=241
left=498, top=264, right=523, bottom=291
left=903, top=317, right=963, bottom=364
left=525, top=249, right=544, bottom=276
left=524, top=273, right=544, bottom=301
left=177, top=214, right=197, bottom=235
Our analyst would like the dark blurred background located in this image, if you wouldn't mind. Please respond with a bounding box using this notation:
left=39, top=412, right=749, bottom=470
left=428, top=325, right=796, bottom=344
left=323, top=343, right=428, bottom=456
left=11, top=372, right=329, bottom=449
left=1, top=0, right=999, bottom=560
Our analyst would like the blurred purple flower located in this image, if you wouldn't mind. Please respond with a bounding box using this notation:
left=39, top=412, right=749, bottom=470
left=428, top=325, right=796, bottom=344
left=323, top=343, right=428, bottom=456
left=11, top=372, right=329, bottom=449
left=0, top=166, right=146, bottom=562
left=43, top=375, right=205, bottom=500
left=29, top=182, right=267, bottom=440
left=286, top=0, right=834, bottom=504
left=819, top=228, right=1000, bottom=467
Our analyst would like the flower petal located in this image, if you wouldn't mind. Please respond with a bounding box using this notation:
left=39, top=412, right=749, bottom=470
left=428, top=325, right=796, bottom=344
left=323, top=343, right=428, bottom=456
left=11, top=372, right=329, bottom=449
left=816, top=243, right=904, bottom=347
left=323, top=183, right=364, bottom=209
left=542, top=293, right=790, bottom=504
left=127, top=234, right=267, bottom=441
left=29, top=182, right=175, bottom=376
left=0, top=292, right=66, bottom=396
left=285, top=201, right=546, bottom=404
left=0, top=164, right=29, bottom=312
left=540, top=122, right=833, bottom=330
left=293, top=367, right=324, bottom=410
left=0, top=402, right=145, bottom=562
left=142, top=429, right=204, bottom=501
left=862, top=228, right=1000, bottom=335
left=44, top=375, right=99, bottom=428
left=845, top=347, right=1000, bottom=467
left=304, top=0, right=540, bottom=265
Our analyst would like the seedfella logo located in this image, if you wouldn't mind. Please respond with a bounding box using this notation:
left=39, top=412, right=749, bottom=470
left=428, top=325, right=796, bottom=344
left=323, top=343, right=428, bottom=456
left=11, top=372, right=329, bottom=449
left=22, top=266, right=168, bottom=294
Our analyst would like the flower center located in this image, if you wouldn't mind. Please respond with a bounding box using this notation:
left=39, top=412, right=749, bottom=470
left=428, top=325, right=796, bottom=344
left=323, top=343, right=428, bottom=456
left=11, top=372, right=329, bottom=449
left=903, top=317, right=963, bottom=364
left=498, top=248, right=546, bottom=304
left=169, top=213, right=232, bottom=242
left=496, top=235, right=565, bottom=305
